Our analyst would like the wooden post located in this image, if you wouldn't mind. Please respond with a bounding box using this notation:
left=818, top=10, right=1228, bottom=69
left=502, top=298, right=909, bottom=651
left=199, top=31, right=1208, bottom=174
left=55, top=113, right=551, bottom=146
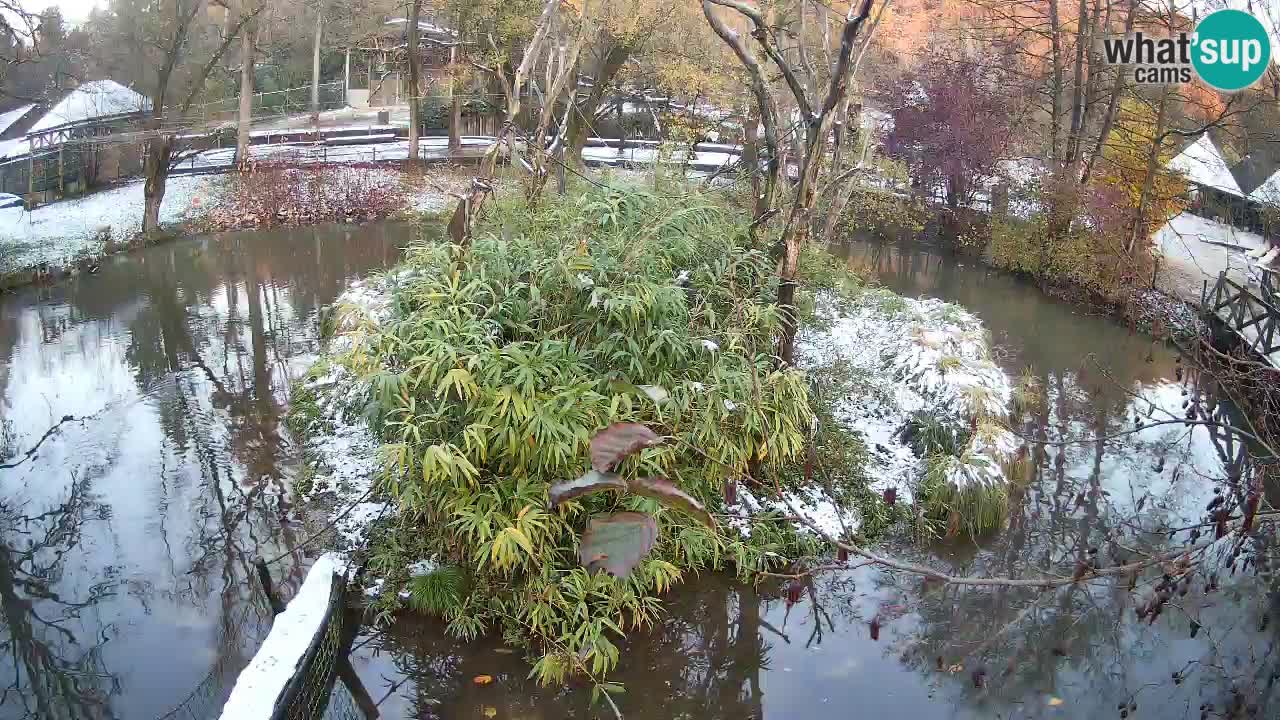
left=27, top=155, right=35, bottom=197
left=58, top=146, right=64, bottom=196
left=344, top=48, right=351, bottom=105
left=254, top=558, right=287, bottom=614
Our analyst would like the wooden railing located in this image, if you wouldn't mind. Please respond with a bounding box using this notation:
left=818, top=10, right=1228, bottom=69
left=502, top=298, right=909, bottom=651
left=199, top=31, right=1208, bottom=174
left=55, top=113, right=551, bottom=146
left=1204, top=270, right=1280, bottom=361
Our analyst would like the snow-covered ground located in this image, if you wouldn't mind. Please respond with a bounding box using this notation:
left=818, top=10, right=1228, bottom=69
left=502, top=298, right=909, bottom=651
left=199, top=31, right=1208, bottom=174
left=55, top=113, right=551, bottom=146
left=743, top=290, right=1017, bottom=536
left=1153, top=212, right=1268, bottom=304
left=0, top=174, right=221, bottom=272
left=0, top=166, right=461, bottom=277
left=292, top=273, right=417, bottom=555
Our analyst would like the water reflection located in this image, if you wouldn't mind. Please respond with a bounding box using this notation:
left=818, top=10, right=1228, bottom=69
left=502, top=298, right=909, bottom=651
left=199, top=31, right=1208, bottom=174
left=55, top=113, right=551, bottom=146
left=0, top=223, right=410, bottom=719
left=348, top=237, right=1279, bottom=720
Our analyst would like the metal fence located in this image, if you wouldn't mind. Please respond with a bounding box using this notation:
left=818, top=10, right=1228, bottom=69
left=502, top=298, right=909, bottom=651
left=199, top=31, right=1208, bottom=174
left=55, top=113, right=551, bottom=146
left=271, top=569, right=349, bottom=720
left=194, top=82, right=348, bottom=126
left=211, top=558, right=377, bottom=720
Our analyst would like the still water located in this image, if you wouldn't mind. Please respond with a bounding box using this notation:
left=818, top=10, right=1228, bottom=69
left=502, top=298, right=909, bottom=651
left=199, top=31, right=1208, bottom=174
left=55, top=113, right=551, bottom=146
left=0, top=224, right=412, bottom=719
left=3, top=229, right=1274, bottom=720
left=344, top=239, right=1277, bottom=719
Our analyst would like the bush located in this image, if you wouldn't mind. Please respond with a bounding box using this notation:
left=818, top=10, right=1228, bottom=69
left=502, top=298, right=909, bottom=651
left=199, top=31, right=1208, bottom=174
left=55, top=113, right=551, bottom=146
left=333, top=187, right=827, bottom=682
left=207, top=163, right=408, bottom=230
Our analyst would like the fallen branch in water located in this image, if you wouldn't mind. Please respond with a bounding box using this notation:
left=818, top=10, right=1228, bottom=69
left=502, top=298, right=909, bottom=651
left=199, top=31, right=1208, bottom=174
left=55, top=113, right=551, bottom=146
left=1, top=415, right=82, bottom=471
left=780, top=495, right=1238, bottom=589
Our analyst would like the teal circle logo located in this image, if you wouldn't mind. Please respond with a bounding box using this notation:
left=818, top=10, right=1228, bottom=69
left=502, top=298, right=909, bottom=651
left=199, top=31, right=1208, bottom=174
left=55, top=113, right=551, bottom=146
left=1192, top=9, right=1271, bottom=91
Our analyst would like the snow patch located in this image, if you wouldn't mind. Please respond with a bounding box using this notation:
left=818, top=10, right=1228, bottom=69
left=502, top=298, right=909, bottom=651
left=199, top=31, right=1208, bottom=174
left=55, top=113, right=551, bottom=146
left=0, top=175, right=221, bottom=272
left=810, top=292, right=1016, bottom=494
left=0, top=104, right=35, bottom=135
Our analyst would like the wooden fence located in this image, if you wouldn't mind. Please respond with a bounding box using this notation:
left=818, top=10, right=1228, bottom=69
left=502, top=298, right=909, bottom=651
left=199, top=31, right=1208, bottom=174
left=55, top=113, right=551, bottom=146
left=1203, top=270, right=1280, bottom=362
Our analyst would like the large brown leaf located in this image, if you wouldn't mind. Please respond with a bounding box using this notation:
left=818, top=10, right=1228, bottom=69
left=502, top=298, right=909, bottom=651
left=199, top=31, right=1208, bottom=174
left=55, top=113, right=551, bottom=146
left=548, top=470, right=626, bottom=508
left=578, top=512, right=659, bottom=578
left=627, top=476, right=715, bottom=528
left=590, top=423, right=661, bottom=472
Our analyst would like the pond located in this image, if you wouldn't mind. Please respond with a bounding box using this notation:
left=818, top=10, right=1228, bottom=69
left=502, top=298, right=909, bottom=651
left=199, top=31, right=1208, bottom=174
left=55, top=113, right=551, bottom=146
left=343, top=238, right=1277, bottom=719
left=3, top=229, right=1274, bottom=720
left=0, top=223, right=413, bottom=720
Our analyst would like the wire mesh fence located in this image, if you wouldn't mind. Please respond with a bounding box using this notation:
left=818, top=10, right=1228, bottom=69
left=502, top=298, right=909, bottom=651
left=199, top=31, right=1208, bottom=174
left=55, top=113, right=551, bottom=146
left=270, top=571, right=350, bottom=720
left=193, top=82, right=348, bottom=126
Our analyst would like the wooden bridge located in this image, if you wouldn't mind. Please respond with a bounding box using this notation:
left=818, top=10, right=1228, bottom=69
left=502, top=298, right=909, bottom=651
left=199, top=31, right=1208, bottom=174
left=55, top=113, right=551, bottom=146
left=1202, top=269, right=1280, bottom=367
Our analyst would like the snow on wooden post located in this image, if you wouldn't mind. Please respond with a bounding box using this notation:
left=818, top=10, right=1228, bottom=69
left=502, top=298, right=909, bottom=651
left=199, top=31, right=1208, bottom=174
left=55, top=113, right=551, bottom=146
left=57, top=146, right=64, bottom=196
left=217, top=554, right=347, bottom=720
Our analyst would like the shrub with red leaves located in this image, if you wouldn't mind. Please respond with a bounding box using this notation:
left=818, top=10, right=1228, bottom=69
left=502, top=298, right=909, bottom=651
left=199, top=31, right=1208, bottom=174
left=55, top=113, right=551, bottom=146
left=206, top=162, right=409, bottom=230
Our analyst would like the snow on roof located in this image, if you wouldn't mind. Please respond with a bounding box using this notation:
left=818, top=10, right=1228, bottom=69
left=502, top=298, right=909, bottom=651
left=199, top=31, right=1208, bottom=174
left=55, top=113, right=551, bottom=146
left=0, top=104, right=36, bottom=135
left=1167, top=133, right=1244, bottom=197
left=0, top=137, right=29, bottom=160
left=27, top=80, right=151, bottom=134
left=1249, top=167, right=1280, bottom=206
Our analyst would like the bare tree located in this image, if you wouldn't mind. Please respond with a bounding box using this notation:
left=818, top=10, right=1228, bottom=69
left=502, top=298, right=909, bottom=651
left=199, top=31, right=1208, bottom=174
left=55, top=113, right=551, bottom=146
left=235, top=1, right=261, bottom=169
left=702, top=0, right=878, bottom=364
left=0, top=1, right=41, bottom=100
left=94, top=0, right=263, bottom=233
left=311, top=0, right=326, bottom=128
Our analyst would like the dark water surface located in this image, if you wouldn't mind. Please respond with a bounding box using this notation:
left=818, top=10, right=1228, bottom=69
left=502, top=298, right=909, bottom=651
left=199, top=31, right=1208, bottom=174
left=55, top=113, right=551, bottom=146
left=0, top=223, right=411, bottom=719
left=344, top=239, right=1278, bottom=719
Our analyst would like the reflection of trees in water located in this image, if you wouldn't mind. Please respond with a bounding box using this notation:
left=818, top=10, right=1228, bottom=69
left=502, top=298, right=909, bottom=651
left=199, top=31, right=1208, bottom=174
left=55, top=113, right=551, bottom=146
left=0, top=476, right=119, bottom=719
left=0, top=225, right=409, bottom=718
left=854, top=369, right=1280, bottom=716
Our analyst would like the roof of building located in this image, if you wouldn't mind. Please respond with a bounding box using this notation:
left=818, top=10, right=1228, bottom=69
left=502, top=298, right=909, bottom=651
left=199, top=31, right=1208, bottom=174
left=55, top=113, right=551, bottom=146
left=1249, top=167, right=1280, bottom=206
left=27, top=80, right=151, bottom=134
left=1168, top=133, right=1244, bottom=197
left=0, top=104, right=37, bottom=136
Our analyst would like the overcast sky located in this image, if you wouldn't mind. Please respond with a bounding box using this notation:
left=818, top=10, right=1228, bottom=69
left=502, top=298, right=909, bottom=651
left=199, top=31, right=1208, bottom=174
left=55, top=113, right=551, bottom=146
left=21, top=0, right=103, bottom=24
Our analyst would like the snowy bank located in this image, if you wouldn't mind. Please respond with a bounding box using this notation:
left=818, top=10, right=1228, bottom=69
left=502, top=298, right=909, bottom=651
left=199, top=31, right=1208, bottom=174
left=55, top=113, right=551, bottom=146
left=746, top=289, right=1019, bottom=537
left=292, top=275, right=410, bottom=553
left=0, top=175, right=221, bottom=273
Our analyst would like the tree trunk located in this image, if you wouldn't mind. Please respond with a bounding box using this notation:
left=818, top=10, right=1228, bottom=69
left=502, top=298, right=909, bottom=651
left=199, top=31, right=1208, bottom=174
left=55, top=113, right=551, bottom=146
left=236, top=13, right=255, bottom=170
left=449, top=44, right=462, bottom=152
left=1047, top=0, right=1064, bottom=167
left=1128, top=89, right=1170, bottom=255
left=311, top=1, right=324, bottom=128
left=742, top=103, right=762, bottom=229
left=143, top=136, right=173, bottom=235
left=408, top=0, right=422, bottom=162
left=1081, top=0, right=1137, bottom=186
left=1063, top=0, right=1090, bottom=173
left=564, top=44, right=631, bottom=170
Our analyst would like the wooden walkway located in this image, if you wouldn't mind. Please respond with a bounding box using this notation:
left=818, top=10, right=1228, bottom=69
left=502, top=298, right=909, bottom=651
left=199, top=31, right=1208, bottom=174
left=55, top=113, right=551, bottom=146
left=1202, top=268, right=1280, bottom=366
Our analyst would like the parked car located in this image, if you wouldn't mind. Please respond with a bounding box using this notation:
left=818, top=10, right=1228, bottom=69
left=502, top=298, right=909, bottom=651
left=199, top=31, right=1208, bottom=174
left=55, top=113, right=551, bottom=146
left=0, top=193, right=22, bottom=210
